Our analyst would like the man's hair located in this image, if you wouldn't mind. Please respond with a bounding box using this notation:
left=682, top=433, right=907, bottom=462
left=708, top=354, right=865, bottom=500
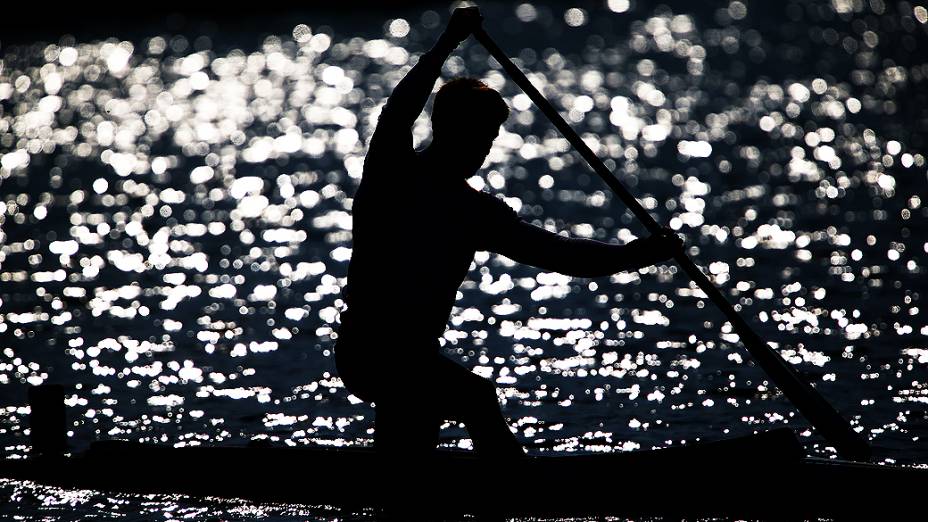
left=431, top=77, right=510, bottom=140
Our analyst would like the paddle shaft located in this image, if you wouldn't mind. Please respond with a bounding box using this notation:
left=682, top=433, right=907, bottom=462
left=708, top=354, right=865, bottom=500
left=472, top=27, right=871, bottom=461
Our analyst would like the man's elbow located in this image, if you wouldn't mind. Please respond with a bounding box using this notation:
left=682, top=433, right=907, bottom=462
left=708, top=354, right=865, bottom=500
left=539, top=260, right=618, bottom=279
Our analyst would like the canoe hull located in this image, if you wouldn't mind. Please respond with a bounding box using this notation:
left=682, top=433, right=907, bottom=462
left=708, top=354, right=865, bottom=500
left=1, top=429, right=923, bottom=518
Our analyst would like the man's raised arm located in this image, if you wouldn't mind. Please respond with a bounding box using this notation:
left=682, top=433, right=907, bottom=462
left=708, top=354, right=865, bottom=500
left=373, top=8, right=482, bottom=138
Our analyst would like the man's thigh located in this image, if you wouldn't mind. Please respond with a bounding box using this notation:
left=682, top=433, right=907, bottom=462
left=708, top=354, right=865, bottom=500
left=429, top=354, right=499, bottom=418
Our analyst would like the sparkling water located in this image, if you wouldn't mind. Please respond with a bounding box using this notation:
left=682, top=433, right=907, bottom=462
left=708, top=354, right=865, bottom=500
left=2, top=1, right=927, bottom=519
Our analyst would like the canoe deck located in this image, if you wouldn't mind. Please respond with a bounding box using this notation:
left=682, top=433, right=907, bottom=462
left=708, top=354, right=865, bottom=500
left=1, top=428, right=923, bottom=518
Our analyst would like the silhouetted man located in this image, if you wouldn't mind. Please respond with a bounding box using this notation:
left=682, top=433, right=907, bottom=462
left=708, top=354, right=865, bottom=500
left=335, top=7, right=682, bottom=459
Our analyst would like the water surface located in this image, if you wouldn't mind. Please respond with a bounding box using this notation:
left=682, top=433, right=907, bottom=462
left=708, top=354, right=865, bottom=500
left=2, top=1, right=927, bottom=519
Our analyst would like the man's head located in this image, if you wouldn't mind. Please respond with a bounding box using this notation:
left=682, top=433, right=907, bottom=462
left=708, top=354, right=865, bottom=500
left=430, top=77, right=509, bottom=175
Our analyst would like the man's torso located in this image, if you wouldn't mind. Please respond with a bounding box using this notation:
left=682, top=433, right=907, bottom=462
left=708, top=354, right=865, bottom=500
left=342, top=151, right=510, bottom=343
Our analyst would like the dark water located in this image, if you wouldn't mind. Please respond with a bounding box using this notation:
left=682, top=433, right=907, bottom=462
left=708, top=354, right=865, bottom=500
left=1, top=1, right=927, bottom=519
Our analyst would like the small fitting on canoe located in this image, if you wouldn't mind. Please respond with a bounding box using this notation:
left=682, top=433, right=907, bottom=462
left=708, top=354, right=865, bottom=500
left=28, top=384, right=67, bottom=456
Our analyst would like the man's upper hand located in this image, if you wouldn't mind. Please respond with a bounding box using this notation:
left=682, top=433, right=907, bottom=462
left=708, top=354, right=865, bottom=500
left=445, top=6, right=483, bottom=43
left=640, top=228, right=684, bottom=262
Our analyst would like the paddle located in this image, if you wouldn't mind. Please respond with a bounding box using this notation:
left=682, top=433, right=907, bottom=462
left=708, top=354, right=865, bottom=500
left=469, top=16, right=871, bottom=461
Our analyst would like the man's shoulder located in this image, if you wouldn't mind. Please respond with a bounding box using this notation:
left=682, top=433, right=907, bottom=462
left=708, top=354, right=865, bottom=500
left=366, top=134, right=415, bottom=162
left=359, top=142, right=419, bottom=186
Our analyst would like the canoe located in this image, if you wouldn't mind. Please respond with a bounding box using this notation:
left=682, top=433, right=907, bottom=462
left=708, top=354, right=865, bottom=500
left=1, top=428, right=924, bottom=518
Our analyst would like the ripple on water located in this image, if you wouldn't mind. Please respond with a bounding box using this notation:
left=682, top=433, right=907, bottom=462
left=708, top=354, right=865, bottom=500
left=0, top=1, right=926, bottom=484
